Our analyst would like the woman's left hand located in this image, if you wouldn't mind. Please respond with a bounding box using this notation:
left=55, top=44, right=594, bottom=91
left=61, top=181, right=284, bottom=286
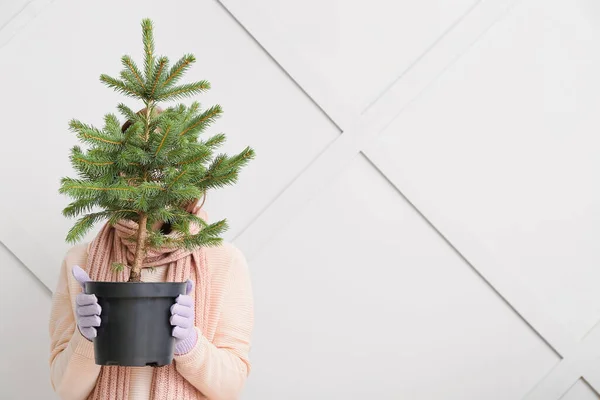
left=170, top=280, right=198, bottom=355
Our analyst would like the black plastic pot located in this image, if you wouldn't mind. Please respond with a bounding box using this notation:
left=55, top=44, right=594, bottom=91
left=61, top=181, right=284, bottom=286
left=84, top=281, right=187, bottom=367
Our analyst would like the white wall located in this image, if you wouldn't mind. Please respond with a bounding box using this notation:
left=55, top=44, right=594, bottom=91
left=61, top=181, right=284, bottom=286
left=0, top=243, right=57, bottom=399
left=1, top=0, right=599, bottom=399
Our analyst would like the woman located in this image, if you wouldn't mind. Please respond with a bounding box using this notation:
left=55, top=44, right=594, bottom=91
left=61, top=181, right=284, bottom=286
left=49, top=114, right=254, bottom=400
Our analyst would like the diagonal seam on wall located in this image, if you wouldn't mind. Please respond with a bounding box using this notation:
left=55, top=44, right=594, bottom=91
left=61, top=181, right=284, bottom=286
left=0, top=239, right=51, bottom=295
left=0, top=0, right=56, bottom=50
left=0, top=214, right=54, bottom=291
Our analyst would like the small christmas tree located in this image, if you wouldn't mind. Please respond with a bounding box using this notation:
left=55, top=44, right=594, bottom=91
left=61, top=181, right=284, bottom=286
left=59, top=18, right=255, bottom=282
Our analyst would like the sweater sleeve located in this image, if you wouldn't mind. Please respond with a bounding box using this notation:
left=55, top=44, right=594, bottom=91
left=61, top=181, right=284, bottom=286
left=49, top=250, right=101, bottom=400
left=175, top=246, right=254, bottom=400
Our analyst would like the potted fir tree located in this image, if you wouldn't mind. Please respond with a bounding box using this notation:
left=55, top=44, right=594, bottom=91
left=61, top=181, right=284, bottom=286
left=59, top=18, right=254, bottom=367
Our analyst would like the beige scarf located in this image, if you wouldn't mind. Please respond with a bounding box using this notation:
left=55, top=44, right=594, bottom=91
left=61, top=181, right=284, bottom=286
left=85, top=209, right=210, bottom=400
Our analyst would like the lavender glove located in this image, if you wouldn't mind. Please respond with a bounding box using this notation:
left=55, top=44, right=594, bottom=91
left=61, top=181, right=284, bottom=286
left=171, top=280, right=198, bottom=355
left=72, top=265, right=101, bottom=341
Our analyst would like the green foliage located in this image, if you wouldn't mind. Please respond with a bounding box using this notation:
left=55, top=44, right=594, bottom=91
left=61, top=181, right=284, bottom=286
left=111, top=262, right=126, bottom=273
left=59, top=18, right=255, bottom=275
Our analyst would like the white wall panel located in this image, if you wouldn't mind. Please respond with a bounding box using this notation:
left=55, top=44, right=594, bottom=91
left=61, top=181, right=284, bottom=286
left=0, top=244, right=56, bottom=399
left=561, top=379, right=600, bottom=400
left=224, top=0, right=477, bottom=117
left=0, top=0, right=339, bottom=290
left=0, top=0, right=55, bottom=49
left=366, top=0, right=600, bottom=341
left=244, top=154, right=558, bottom=399
left=0, top=0, right=28, bottom=29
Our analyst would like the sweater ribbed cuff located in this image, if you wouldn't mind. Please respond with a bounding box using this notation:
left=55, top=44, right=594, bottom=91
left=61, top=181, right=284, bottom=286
left=174, top=327, right=205, bottom=365
left=174, top=327, right=198, bottom=355
left=71, top=328, right=96, bottom=360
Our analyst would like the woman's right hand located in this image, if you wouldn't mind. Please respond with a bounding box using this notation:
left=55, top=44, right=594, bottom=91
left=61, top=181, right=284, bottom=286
left=72, top=265, right=101, bottom=341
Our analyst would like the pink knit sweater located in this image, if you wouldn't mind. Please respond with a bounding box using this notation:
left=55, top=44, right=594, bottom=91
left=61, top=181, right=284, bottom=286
left=49, top=241, right=254, bottom=400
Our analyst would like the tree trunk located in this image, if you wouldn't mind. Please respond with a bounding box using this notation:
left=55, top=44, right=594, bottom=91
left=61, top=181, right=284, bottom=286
left=128, top=103, right=154, bottom=283
left=129, top=213, right=148, bottom=282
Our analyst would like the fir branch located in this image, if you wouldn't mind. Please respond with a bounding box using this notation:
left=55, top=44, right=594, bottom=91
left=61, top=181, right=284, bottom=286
left=106, top=209, right=141, bottom=225
left=170, top=217, right=192, bottom=238
left=207, top=154, right=227, bottom=173
left=149, top=56, right=168, bottom=98
left=163, top=103, right=186, bottom=117
left=117, top=103, right=140, bottom=126
left=121, top=55, right=145, bottom=88
left=66, top=211, right=112, bottom=243
left=159, top=228, right=224, bottom=251
left=104, top=113, right=122, bottom=136
left=227, top=146, right=256, bottom=168
left=200, top=219, right=228, bottom=236
left=68, top=119, right=123, bottom=147
left=148, top=208, right=178, bottom=225
left=203, top=133, right=226, bottom=150
left=154, top=124, right=172, bottom=157
left=176, top=144, right=211, bottom=166
left=62, top=198, right=98, bottom=218
left=65, top=209, right=139, bottom=244
left=167, top=167, right=189, bottom=189
left=186, top=101, right=201, bottom=120
left=155, top=81, right=210, bottom=101
left=146, top=228, right=166, bottom=248
left=179, top=105, right=222, bottom=137
left=161, top=54, right=195, bottom=89
left=122, top=143, right=153, bottom=166
left=178, top=219, right=228, bottom=250
left=168, top=183, right=203, bottom=200
left=73, top=153, right=114, bottom=167
left=70, top=147, right=115, bottom=180
left=113, top=145, right=142, bottom=170
left=147, top=232, right=181, bottom=248
left=112, top=262, right=127, bottom=272
left=120, top=70, right=145, bottom=94
left=195, top=147, right=255, bottom=190
left=142, top=18, right=155, bottom=86
left=197, top=170, right=238, bottom=190
left=163, top=147, right=189, bottom=164
left=116, top=103, right=146, bottom=144
left=59, top=178, right=134, bottom=199
left=100, top=74, right=141, bottom=98
left=147, top=110, right=173, bottom=143
left=131, top=182, right=164, bottom=211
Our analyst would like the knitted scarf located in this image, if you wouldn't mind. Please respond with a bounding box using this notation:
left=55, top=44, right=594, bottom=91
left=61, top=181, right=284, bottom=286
left=85, top=209, right=210, bottom=400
